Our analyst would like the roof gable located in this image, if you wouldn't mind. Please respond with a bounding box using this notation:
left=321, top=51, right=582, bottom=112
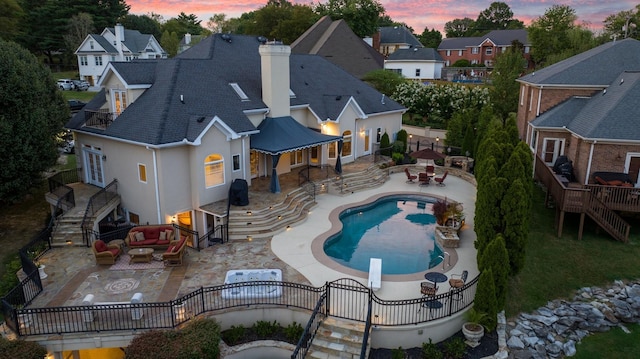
left=519, top=38, right=640, bottom=86
left=379, top=26, right=422, bottom=48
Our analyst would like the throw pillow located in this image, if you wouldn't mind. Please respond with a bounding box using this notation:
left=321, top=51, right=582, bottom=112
left=159, top=231, right=166, bottom=240
left=135, top=232, right=145, bottom=242
left=165, top=230, right=174, bottom=241
left=95, top=240, right=107, bottom=252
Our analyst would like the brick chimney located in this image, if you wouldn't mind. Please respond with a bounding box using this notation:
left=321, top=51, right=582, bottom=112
left=259, top=42, right=291, bottom=118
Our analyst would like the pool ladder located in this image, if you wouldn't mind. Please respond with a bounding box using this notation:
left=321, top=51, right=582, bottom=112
left=438, top=252, right=452, bottom=270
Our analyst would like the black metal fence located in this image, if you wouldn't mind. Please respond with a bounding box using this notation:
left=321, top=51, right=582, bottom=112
left=81, top=179, right=119, bottom=246
left=7, top=276, right=477, bottom=338
left=47, top=169, right=79, bottom=194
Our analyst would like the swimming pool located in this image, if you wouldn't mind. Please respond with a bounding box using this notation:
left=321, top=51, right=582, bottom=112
left=323, top=195, right=444, bottom=275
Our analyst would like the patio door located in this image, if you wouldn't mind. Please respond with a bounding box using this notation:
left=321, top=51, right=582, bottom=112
left=84, top=146, right=105, bottom=187
left=363, top=129, right=371, bottom=155
left=542, top=138, right=565, bottom=165
left=625, top=153, right=640, bottom=186
left=250, top=150, right=259, bottom=178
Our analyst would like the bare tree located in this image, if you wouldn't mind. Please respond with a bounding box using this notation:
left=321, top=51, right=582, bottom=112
left=64, top=12, right=94, bottom=54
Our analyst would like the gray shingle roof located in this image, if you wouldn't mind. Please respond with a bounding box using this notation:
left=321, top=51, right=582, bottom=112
left=109, top=61, right=157, bottom=85
left=379, top=26, right=422, bottom=48
left=532, top=71, right=640, bottom=141
left=437, top=29, right=529, bottom=50
left=291, top=16, right=383, bottom=78
left=387, top=48, right=443, bottom=61
left=518, top=38, right=640, bottom=86
left=105, top=27, right=155, bottom=54
left=68, top=34, right=404, bottom=146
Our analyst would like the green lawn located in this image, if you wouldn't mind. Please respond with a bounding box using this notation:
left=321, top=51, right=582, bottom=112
left=61, top=90, right=98, bottom=102
left=574, top=324, right=640, bottom=359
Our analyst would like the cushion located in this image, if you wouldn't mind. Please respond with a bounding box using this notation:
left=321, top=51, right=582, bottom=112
left=128, top=231, right=138, bottom=243
left=107, top=248, right=120, bottom=256
left=449, top=278, right=464, bottom=288
left=595, top=176, right=608, bottom=185
left=156, top=240, right=170, bottom=246
left=144, top=227, right=161, bottom=240
left=165, top=230, right=175, bottom=241
left=135, top=232, right=145, bottom=242
left=141, top=239, right=157, bottom=246
left=621, top=182, right=634, bottom=187
left=166, top=245, right=175, bottom=253
left=608, top=180, right=623, bottom=186
left=95, top=240, right=107, bottom=252
left=159, top=231, right=166, bottom=240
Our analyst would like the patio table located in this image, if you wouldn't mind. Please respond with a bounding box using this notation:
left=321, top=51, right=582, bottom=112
left=424, top=272, right=447, bottom=284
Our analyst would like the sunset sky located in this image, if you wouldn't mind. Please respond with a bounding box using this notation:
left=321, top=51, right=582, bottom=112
left=127, top=0, right=637, bottom=35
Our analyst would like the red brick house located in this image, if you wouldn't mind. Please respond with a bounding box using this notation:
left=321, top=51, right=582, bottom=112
left=516, top=38, right=640, bottom=242
left=437, top=29, right=532, bottom=69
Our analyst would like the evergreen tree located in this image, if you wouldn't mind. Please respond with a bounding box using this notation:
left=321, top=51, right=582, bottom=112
left=479, top=235, right=509, bottom=311
left=396, top=129, right=408, bottom=153
left=501, top=178, right=529, bottom=274
left=379, top=132, right=391, bottom=156
left=160, top=30, right=179, bottom=57
left=0, top=40, right=68, bottom=203
left=474, top=269, right=498, bottom=331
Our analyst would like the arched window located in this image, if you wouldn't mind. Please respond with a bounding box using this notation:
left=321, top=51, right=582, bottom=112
left=342, top=130, right=352, bottom=156
left=204, top=154, right=224, bottom=188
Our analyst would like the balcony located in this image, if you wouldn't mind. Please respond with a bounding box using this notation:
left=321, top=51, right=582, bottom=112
left=83, top=110, right=114, bottom=130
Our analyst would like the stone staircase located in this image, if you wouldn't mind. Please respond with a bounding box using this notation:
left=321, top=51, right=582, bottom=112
left=51, top=214, right=91, bottom=247
left=227, top=187, right=317, bottom=241
left=330, top=164, right=389, bottom=195
left=308, top=317, right=369, bottom=359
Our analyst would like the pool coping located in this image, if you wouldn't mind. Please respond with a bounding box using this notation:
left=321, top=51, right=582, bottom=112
left=310, top=191, right=460, bottom=282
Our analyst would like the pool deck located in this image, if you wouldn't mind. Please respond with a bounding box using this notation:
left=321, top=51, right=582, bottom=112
left=29, top=163, right=477, bottom=308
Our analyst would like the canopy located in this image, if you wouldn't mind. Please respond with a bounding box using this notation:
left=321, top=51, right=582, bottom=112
left=251, top=116, right=342, bottom=155
left=251, top=116, right=342, bottom=193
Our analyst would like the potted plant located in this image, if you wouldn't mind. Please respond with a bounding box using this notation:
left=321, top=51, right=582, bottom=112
left=462, top=308, right=487, bottom=348
left=432, top=199, right=449, bottom=226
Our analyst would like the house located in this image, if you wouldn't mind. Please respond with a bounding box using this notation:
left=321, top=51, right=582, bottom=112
left=384, top=47, right=444, bottom=80
left=74, top=23, right=166, bottom=86
left=372, top=26, right=423, bottom=57
left=437, top=29, right=531, bottom=69
left=291, top=16, right=383, bottom=79
left=66, top=34, right=404, bottom=241
left=517, top=38, right=640, bottom=241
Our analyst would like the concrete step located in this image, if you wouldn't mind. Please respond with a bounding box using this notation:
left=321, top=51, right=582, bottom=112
left=308, top=318, right=368, bottom=359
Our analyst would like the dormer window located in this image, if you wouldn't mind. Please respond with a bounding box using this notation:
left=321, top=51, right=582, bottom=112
left=229, top=83, right=249, bottom=101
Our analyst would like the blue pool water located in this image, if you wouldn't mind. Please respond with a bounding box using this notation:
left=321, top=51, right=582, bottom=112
left=323, top=195, right=443, bottom=275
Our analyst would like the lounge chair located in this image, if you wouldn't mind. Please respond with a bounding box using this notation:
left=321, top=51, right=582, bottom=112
left=435, top=171, right=448, bottom=186
left=92, top=240, right=122, bottom=265
left=404, top=168, right=417, bottom=183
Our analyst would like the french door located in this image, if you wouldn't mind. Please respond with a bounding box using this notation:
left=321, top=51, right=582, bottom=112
left=84, top=146, right=105, bottom=187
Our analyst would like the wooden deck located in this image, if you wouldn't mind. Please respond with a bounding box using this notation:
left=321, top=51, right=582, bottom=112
left=534, top=155, right=639, bottom=242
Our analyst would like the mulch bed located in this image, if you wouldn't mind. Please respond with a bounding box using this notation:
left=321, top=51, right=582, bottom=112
left=368, top=329, right=498, bottom=359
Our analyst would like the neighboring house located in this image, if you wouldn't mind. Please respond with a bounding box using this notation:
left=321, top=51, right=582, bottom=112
left=291, top=16, right=383, bottom=79
left=372, top=26, right=423, bottom=57
left=384, top=47, right=444, bottom=80
left=437, top=29, right=531, bottom=69
left=66, top=34, right=404, bottom=240
left=517, top=38, right=640, bottom=187
left=178, top=33, right=204, bottom=54
left=75, top=24, right=166, bottom=86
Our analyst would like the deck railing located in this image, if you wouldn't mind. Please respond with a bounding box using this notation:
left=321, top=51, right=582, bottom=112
left=6, top=277, right=478, bottom=338
left=291, top=293, right=327, bottom=359
left=81, top=179, right=119, bottom=246
left=48, top=169, right=79, bottom=194
left=84, top=110, right=114, bottom=130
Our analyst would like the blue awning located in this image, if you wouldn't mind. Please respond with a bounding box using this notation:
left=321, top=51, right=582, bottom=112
left=251, top=116, right=342, bottom=155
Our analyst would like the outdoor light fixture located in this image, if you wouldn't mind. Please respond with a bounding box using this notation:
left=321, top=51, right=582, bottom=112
left=246, top=210, right=252, bottom=215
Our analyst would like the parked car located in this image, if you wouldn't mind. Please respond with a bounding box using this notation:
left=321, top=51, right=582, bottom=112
left=61, top=139, right=75, bottom=154
left=57, top=79, right=75, bottom=90
left=68, top=99, right=86, bottom=112
left=72, top=80, right=90, bottom=91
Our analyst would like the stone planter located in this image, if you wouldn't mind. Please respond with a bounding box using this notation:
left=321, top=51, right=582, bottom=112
left=38, top=265, right=48, bottom=279
left=462, top=322, right=484, bottom=347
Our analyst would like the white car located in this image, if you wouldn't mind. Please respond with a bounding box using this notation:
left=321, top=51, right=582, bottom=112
left=57, top=79, right=75, bottom=90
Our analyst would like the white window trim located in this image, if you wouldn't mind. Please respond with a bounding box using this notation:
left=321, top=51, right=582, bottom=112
left=232, top=154, right=241, bottom=172
left=204, top=154, right=225, bottom=188
left=542, top=138, right=565, bottom=165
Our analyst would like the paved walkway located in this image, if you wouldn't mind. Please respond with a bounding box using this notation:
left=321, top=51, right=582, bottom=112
left=31, top=161, right=478, bottom=307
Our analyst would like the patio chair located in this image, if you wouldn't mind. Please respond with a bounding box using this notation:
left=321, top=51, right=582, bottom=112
left=449, top=270, right=468, bottom=289
left=92, top=240, right=122, bottom=265
left=434, top=171, right=448, bottom=186
left=418, top=281, right=441, bottom=316
left=404, top=168, right=417, bottom=183
left=426, top=165, right=435, bottom=176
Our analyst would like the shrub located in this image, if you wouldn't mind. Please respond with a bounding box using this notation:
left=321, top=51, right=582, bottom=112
left=392, top=152, right=404, bottom=165
left=253, top=320, right=279, bottom=338
left=473, top=269, right=498, bottom=331
left=392, top=140, right=405, bottom=154
left=380, top=132, right=391, bottom=156
left=396, top=129, right=408, bottom=153
left=284, top=322, right=303, bottom=343
left=391, top=346, right=406, bottom=359
left=221, top=324, right=245, bottom=345
left=421, top=339, right=443, bottom=359
left=0, top=337, right=47, bottom=359
left=443, top=337, right=466, bottom=359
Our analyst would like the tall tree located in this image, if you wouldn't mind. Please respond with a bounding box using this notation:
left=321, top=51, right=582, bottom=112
left=473, top=1, right=523, bottom=35
left=314, top=0, right=385, bottom=37
left=528, top=4, right=577, bottom=68
left=0, top=40, right=68, bottom=203
left=207, top=13, right=227, bottom=34
left=417, top=27, right=442, bottom=48
left=444, top=17, right=475, bottom=38
left=0, top=0, right=23, bottom=41
left=243, top=1, right=318, bottom=44
left=160, top=30, right=179, bottom=57
left=602, top=6, right=639, bottom=40
left=162, top=12, right=205, bottom=39
left=479, top=234, right=509, bottom=310
left=63, top=12, right=94, bottom=58
left=118, top=14, right=162, bottom=39
left=490, top=44, right=525, bottom=120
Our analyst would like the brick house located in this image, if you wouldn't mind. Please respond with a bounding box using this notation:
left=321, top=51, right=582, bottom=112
left=517, top=38, right=640, bottom=187
left=437, top=29, right=531, bottom=68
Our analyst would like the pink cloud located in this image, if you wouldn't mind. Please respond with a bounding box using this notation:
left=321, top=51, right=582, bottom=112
left=126, top=0, right=637, bottom=36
